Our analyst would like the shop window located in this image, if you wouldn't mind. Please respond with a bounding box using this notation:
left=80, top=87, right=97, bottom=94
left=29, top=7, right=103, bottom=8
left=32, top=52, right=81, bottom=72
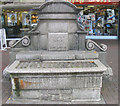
left=31, top=14, right=38, bottom=28
left=78, top=5, right=118, bottom=36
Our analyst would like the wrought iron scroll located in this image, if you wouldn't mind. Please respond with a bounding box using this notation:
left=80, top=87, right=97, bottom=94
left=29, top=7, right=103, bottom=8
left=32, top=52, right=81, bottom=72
left=86, top=39, right=107, bottom=51
left=9, top=36, right=30, bottom=48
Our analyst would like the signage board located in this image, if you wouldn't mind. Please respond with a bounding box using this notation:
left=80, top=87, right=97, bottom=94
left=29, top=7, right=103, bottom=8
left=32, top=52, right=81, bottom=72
left=66, top=0, right=119, bottom=5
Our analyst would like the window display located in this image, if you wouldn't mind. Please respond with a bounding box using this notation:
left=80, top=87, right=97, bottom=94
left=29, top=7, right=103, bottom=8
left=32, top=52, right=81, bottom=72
left=78, top=5, right=118, bottom=36
left=22, top=13, right=31, bottom=27
left=7, top=13, right=17, bottom=26
left=31, top=14, right=38, bottom=27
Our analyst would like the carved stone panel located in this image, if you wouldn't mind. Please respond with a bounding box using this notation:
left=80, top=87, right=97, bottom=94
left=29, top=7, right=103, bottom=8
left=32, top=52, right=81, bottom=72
left=48, top=33, right=68, bottom=51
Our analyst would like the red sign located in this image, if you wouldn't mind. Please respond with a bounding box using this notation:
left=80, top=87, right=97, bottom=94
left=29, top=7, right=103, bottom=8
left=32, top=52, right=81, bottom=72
left=66, top=0, right=119, bottom=5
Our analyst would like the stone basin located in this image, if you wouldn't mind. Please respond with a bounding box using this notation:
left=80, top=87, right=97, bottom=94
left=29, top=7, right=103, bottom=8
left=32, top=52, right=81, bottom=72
left=7, top=60, right=106, bottom=74
left=6, top=59, right=106, bottom=102
left=15, top=61, right=97, bottom=69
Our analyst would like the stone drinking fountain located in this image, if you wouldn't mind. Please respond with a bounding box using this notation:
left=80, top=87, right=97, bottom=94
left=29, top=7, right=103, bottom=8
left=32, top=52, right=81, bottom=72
left=6, top=1, right=112, bottom=104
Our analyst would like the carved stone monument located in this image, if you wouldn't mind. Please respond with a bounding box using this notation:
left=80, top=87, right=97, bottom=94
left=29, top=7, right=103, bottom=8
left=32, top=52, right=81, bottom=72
left=6, top=1, right=112, bottom=104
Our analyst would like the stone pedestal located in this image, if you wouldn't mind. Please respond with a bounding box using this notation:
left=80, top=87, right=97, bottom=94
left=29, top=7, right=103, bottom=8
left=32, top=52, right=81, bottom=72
left=6, top=1, right=112, bottom=104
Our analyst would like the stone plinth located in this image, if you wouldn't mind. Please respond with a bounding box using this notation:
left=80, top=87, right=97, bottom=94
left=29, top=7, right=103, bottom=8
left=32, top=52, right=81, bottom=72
left=6, top=1, right=112, bottom=104
left=7, top=60, right=106, bottom=101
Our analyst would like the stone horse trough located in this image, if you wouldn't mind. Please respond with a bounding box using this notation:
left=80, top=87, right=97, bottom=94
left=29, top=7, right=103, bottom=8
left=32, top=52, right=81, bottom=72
left=6, top=1, right=112, bottom=104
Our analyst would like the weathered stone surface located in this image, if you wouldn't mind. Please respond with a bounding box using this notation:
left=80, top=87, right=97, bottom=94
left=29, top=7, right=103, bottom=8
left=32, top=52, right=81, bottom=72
left=41, top=53, right=75, bottom=60
left=103, top=66, right=113, bottom=76
left=68, top=34, right=78, bottom=50
left=48, top=33, right=68, bottom=51
left=77, top=31, right=87, bottom=50
left=72, top=88, right=101, bottom=101
left=12, top=88, right=101, bottom=101
left=15, top=61, right=97, bottom=69
left=12, top=89, right=72, bottom=101
left=68, top=20, right=79, bottom=33
left=9, top=48, right=30, bottom=64
left=11, top=76, right=102, bottom=90
left=6, top=96, right=106, bottom=104
left=37, top=21, right=48, bottom=35
left=16, top=51, right=42, bottom=60
left=75, top=51, right=99, bottom=59
left=12, top=90, right=40, bottom=99
left=7, top=60, right=107, bottom=73
left=7, top=59, right=105, bottom=101
left=16, top=50, right=99, bottom=61
left=36, top=2, right=79, bottom=13
left=30, top=35, right=39, bottom=50
left=38, top=14, right=77, bottom=20
left=48, top=21, right=68, bottom=33
left=38, top=35, right=48, bottom=50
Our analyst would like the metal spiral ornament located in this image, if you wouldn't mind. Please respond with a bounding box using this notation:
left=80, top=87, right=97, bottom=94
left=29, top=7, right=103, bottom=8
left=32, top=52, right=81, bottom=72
left=9, top=36, right=30, bottom=48
left=86, top=39, right=107, bottom=51
left=21, top=36, right=31, bottom=47
left=9, top=40, right=17, bottom=48
left=86, top=40, right=95, bottom=50
left=100, top=44, right=107, bottom=52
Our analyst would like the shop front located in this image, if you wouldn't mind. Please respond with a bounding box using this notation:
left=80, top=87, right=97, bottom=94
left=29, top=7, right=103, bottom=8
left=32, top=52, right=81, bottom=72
left=1, top=4, right=39, bottom=38
left=69, top=0, right=119, bottom=38
left=78, top=5, right=118, bottom=36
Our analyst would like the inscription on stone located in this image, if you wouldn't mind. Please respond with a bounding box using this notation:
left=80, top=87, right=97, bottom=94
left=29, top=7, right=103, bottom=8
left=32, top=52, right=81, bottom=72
left=48, top=33, right=68, bottom=51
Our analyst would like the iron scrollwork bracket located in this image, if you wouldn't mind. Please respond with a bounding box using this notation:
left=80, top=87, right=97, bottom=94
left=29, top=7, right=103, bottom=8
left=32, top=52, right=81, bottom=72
left=9, top=36, right=31, bottom=48
left=86, top=39, right=107, bottom=52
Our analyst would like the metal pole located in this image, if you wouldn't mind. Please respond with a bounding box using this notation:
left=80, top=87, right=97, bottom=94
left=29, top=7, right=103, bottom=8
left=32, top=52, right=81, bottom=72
left=0, top=5, right=2, bottom=29
left=118, top=1, right=120, bottom=39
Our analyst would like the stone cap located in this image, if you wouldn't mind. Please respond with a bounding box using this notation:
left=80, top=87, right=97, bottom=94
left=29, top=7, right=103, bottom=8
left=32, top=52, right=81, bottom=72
left=33, top=1, right=82, bottom=14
